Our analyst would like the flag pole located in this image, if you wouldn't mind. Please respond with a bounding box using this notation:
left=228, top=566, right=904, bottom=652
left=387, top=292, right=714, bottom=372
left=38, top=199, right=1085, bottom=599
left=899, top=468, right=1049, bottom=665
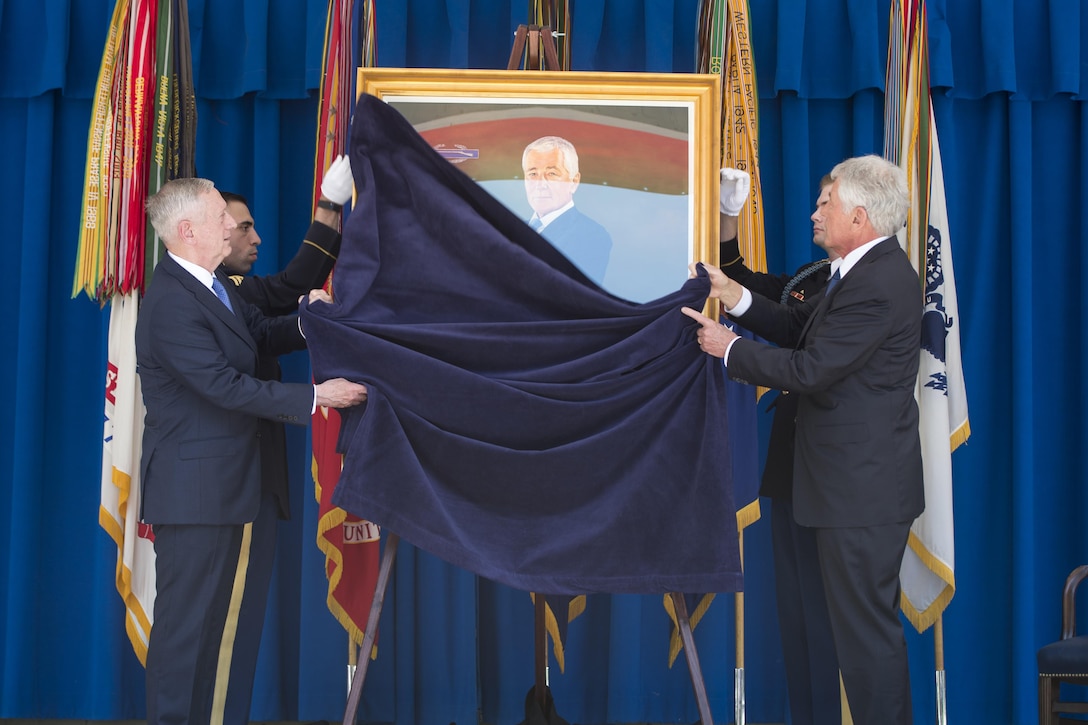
left=711, top=4, right=763, bottom=722
left=935, top=615, right=947, bottom=725
left=313, top=1, right=386, bottom=703
left=347, top=636, right=358, bottom=697
left=735, top=530, right=746, bottom=725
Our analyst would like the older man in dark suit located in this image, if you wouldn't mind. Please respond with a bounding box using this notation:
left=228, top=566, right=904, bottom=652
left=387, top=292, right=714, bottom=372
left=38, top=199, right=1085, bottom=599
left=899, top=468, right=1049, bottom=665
left=683, top=154, right=923, bottom=725
left=136, top=177, right=367, bottom=725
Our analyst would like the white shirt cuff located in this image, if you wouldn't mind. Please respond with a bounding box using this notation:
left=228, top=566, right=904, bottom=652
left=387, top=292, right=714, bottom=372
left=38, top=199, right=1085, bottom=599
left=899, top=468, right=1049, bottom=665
left=724, top=286, right=753, bottom=317
left=723, top=335, right=742, bottom=367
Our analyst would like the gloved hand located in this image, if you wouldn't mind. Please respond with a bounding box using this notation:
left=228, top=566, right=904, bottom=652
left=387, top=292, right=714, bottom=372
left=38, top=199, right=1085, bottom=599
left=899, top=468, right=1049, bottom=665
left=719, top=167, right=751, bottom=216
left=320, top=154, right=354, bottom=205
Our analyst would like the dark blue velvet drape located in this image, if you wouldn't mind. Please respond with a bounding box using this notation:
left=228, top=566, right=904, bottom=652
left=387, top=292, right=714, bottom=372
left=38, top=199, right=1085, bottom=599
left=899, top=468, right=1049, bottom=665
left=1, top=1, right=1085, bottom=723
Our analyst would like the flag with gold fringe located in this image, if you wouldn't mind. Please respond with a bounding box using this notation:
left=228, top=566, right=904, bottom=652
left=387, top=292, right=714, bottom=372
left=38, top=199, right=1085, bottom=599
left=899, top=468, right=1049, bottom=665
left=77, top=0, right=196, bottom=665
left=528, top=593, right=584, bottom=674
left=666, top=0, right=765, bottom=669
left=312, top=0, right=383, bottom=656
left=883, top=0, right=969, bottom=632
left=99, top=291, right=155, bottom=663
left=699, top=0, right=765, bottom=531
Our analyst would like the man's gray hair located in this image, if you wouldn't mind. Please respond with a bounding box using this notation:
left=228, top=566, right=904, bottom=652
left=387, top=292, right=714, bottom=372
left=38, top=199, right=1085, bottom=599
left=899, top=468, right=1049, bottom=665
left=829, top=155, right=909, bottom=238
left=145, top=177, right=217, bottom=242
left=522, top=135, right=580, bottom=177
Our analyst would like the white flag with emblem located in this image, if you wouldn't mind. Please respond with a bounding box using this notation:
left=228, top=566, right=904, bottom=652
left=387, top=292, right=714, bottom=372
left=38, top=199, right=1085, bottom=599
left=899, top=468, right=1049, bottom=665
left=100, top=292, right=156, bottom=663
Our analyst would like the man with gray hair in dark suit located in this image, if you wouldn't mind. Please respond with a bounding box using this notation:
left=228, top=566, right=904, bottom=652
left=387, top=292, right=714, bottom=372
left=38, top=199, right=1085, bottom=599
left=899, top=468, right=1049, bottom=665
left=683, top=154, right=923, bottom=725
left=137, top=177, right=367, bottom=725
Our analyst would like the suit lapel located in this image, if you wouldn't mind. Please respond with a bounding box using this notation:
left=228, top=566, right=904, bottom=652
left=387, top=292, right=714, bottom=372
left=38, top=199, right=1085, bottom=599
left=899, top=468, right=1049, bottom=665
left=795, top=237, right=897, bottom=347
left=161, top=256, right=257, bottom=353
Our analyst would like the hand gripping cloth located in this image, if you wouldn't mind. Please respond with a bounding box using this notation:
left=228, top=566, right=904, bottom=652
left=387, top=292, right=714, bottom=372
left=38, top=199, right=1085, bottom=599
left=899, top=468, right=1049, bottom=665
left=302, top=94, right=742, bottom=595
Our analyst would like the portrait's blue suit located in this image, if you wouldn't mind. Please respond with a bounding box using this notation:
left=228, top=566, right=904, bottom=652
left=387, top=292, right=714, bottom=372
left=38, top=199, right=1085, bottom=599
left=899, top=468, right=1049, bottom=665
left=538, top=206, right=613, bottom=285
left=136, top=253, right=314, bottom=725
left=726, top=236, right=924, bottom=725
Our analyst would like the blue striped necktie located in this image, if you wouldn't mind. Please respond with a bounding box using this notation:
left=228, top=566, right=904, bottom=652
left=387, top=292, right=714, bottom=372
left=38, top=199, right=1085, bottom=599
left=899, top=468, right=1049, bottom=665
left=529, top=217, right=543, bottom=231
left=825, top=268, right=841, bottom=295
left=211, top=277, right=234, bottom=313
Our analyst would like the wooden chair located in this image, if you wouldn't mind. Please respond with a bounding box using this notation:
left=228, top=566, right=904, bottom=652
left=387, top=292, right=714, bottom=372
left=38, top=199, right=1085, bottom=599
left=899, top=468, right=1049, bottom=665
left=1038, top=564, right=1088, bottom=725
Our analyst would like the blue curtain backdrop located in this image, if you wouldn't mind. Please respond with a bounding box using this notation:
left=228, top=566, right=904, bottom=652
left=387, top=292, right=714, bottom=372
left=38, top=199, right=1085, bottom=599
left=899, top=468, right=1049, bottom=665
left=0, top=1, right=1085, bottom=723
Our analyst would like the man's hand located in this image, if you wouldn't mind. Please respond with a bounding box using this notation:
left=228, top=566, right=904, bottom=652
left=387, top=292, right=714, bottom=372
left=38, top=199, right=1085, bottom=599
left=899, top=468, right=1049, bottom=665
left=681, top=307, right=738, bottom=359
left=315, top=378, right=368, bottom=408
left=320, top=155, right=354, bottom=205
left=719, top=167, right=751, bottom=216
left=297, top=289, right=333, bottom=309
left=688, top=261, right=744, bottom=309
left=297, top=289, right=335, bottom=338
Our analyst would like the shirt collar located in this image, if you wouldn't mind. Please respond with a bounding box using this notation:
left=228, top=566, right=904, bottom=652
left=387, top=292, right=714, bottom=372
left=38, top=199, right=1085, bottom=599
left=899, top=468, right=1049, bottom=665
left=169, top=251, right=216, bottom=290
left=533, top=200, right=575, bottom=230
left=836, top=236, right=885, bottom=279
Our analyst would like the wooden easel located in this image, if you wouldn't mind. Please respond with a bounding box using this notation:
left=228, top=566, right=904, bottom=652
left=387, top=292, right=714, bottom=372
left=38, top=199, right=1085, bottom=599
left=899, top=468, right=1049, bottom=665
left=507, top=24, right=562, bottom=71
left=340, top=25, right=716, bottom=725
left=340, top=532, right=714, bottom=725
left=508, top=23, right=716, bottom=725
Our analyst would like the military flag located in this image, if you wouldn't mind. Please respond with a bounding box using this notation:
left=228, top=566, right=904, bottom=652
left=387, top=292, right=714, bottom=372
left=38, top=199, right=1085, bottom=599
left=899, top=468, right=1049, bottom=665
left=667, top=0, right=764, bottom=681
left=312, top=0, right=383, bottom=658
left=883, top=0, right=970, bottom=635
left=77, top=0, right=195, bottom=664
left=99, top=292, right=155, bottom=663
left=697, top=0, right=764, bottom=537
left=682, top=4, right=765, bottom=722
left=884, top=5, right=969, bottom=721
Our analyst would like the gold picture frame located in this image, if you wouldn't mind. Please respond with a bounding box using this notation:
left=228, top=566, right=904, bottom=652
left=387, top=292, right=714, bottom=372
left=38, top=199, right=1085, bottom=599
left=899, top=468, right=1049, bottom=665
left=357, top=67, right=721, bottom=303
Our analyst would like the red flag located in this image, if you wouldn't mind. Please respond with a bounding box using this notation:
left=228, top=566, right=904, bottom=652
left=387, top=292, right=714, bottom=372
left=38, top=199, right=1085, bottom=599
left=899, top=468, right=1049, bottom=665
left=313, top=407, right=380, bottom=647
left=311, top=0, right=382, bottom=655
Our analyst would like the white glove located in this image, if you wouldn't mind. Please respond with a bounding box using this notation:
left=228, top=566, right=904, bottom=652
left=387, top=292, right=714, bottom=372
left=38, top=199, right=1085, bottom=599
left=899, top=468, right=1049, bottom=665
left=320, top=154, right=354, bottom=205
left=719, top=167, right=751, bottom=216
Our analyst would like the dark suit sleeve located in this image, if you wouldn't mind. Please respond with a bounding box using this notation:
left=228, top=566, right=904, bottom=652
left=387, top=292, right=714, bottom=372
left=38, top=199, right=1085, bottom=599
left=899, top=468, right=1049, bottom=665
left=728, top=273, right=896, bottom=394
left=232, top=221, right=341, bottom=315
left=719, top=236, right=792, bottom=299
left=733, top=291, right=820, bottom=348
left=143, top=285, right=313, bottom=424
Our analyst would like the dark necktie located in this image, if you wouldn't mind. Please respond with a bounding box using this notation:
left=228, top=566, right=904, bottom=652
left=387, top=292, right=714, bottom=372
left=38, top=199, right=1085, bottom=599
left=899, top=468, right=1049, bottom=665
left=211, top=277, right=234, bottom=313
left=825, top=268, right=841, bottom=295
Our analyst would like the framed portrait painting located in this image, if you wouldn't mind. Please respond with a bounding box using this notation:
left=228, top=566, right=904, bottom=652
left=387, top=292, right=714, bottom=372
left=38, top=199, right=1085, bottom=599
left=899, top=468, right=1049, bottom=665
left=357, top=68, right=721, bottom=303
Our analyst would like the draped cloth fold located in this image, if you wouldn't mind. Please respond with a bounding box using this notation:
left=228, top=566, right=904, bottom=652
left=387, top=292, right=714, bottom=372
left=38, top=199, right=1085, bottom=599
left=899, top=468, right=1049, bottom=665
left=302, top=94, right=742, bottom=595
